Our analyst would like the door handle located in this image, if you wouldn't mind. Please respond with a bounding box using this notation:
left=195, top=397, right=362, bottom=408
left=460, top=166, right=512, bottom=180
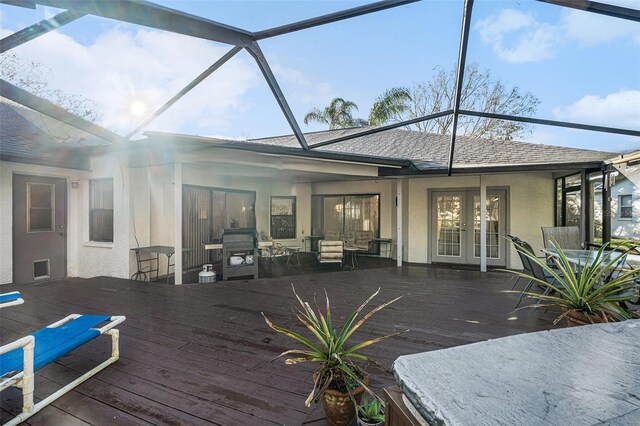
left=59, top=233, right=65, bottom=236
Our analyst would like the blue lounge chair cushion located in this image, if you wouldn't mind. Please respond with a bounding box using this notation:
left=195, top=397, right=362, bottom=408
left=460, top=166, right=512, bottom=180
left=1, top=315, right=109, bottom=376
left=0, top=292, right=20, bottom=304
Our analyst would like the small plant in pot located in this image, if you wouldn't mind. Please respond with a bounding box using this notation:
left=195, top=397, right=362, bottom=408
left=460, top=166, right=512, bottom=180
left=357, top=396, right=385, bottom=426
left=510, top=242, right=639, bottom=326
left=262, top=285, right=406, bottom=426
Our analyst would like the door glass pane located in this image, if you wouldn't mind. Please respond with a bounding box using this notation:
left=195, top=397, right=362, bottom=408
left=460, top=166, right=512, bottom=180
left=322, top=196, right=344, bottom=237
left=474, top=195, right=500, bottom=259
left=28, top=183, right=54, bottom=232
left=225, top=192, right=255, bottom=229
left=436, top=195, right=461, bottom=257
left=565, top=191, right=581, bottom=227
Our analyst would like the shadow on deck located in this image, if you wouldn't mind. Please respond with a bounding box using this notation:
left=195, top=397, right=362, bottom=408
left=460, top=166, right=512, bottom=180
left=1, top=265, right=559, bottom=425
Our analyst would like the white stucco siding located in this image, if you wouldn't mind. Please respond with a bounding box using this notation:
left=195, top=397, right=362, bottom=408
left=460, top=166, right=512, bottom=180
left=406, top=172, right=554, bottom=269
left=609, top=168, right=640, bottom=239
left=0, top=161, right=86, bottom=284
left=75, top=154, right=130, bottom=280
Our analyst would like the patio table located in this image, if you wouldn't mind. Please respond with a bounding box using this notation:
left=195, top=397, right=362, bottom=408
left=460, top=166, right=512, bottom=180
left=545, top=248, right=622, bottom=267
left=130, top=245, right=193, bottom=283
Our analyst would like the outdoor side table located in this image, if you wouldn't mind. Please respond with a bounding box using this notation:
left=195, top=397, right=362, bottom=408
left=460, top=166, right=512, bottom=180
left=342, top=247, right=359, bottom=270
left=373, top=238, right=393, bottom=258
left=285, top=246, right=302, bottom=269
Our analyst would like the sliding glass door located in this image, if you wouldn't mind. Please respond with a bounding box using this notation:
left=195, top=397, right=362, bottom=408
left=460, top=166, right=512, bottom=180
left=311, top=194, right=380, bottom=239
left=183, top=185, right=256, bottom=269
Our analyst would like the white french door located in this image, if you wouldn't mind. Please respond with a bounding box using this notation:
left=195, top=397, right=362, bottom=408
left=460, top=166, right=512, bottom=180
left=431, top=190, right=507, bottom=266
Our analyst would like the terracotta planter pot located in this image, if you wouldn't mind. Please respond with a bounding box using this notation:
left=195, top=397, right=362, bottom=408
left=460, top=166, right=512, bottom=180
left=565, top=310, right=609, bottom=327
left=318, top=374, right=369, bottom=426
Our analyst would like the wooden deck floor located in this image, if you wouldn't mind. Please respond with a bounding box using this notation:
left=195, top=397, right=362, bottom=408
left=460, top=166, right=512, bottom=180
left=1, top=266, right=559, bottom=425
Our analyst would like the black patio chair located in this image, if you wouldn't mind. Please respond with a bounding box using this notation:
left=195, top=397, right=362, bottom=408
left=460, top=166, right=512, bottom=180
left=512, top=238, right=559, bottom=309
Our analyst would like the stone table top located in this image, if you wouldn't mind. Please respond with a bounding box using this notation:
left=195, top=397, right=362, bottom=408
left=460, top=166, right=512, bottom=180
left=393, top=320, right=640, bottom=426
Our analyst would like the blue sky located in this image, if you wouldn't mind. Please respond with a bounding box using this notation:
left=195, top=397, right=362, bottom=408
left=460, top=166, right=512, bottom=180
left=1, top=0, right=639, bottom=152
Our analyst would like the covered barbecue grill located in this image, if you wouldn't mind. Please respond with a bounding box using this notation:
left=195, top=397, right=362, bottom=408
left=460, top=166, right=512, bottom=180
left=221, top=228, right=259, bottom=280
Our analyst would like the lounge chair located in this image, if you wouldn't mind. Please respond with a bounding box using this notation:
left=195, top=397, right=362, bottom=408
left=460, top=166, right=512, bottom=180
left=317, top=240, right=344, bottom=269
left=1, top=314, right=125, bottom=426
left=0, top=292, right=23, bottom=309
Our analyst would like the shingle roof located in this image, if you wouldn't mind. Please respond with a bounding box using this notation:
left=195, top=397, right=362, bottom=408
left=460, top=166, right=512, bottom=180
left=0, top=99, right=105, bottom=169
left=246, top=127, right=617, bottom=170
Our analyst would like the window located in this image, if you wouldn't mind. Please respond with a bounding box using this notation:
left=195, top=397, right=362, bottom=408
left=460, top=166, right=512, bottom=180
left=90, top=179, right=114, bottom=242
left=620, top=195, right=632, bottom=219
left=270, top=196, right=296, bottom=239
left=27, top=182, right=54, bottom=232
left=311, top=194, right=380, bottom=237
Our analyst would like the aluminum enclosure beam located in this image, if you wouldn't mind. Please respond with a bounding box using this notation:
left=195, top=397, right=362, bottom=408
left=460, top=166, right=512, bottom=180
left=245, top=41, right=309, bottom=150
left=0, top=10, right=85, bottom=53
left=459, top=110, right=640, bottom=137
left=447, top=0, right=474, bottom=176
left=308, top=110, right=454, bottom=149
left=538, top=0, right=640, bottom=23
left=125, top=46, right=242, bottom=140
left=29, top=0, right=253, bottom=46
left=254, top=0, right=420, bottom=40
left=0, top=78, right=124, bottom=143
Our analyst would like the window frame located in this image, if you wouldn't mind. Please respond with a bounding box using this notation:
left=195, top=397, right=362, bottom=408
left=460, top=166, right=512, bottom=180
left=270, top=196, right=297, bottom=239
left=619, top=194, right=633, bottom=219
left=89, top=178, right=114, bottom=243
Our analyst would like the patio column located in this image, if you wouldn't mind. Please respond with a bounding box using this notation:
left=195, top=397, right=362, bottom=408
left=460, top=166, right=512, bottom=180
left=396, top=179, right=403, bottom=267
left=174, top=162, right=183, bottom=285
left=479, top=174, right=487, bottom=272
left=580, top=169, right=590, bottom=245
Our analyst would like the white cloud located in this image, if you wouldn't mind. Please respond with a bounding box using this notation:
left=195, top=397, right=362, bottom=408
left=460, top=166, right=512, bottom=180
left=272, top=64, right=334, bottom=105
left=476, top=9, right=557, bottom=63
left=553, top=90, right=640, bottom=129
left=561, top=8, right=640, bottom=47
left=476, top=6, right=640, bottom=63
left=7, top=28, right=260, bottom=136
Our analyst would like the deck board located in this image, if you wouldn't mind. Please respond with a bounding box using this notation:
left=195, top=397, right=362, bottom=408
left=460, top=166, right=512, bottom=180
left=1, top=265, right=558, bottom=425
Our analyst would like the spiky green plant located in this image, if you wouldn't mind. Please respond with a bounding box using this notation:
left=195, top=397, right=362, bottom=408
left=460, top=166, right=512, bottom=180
left=358, top=396, right=385, bottom=423
left=262, top=286, right=406, bottom=407
left=510, top=241, right=639, bottom=324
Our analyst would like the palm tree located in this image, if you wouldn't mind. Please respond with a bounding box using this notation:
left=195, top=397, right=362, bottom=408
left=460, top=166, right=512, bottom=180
left=368, top=87, right=412, bottom=126
left=303, top=98, right=368, bottom=129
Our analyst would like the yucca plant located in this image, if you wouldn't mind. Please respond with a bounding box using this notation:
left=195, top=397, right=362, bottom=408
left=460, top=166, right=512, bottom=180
left=357, top=396, right=385, bottom=424
left=262, top=285, right=406, bottom=407
left=511, top=241, right=639, bottom=324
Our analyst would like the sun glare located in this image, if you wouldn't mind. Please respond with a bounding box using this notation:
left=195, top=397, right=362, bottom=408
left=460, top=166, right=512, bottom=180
left=129, top=100, right=147, bottom=117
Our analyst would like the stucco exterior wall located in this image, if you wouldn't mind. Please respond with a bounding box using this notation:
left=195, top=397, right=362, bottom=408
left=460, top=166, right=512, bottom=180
left=0, top=161, right=86, bottom=284
left=609, top=168, right=640, bottom=239
left=75, top=154, right=130, bottom=280
left=406, top=172, right=555, bottom=269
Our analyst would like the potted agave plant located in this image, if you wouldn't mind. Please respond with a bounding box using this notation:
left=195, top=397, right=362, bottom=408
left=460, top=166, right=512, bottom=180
left=511, top=242, right=639, bottom=326
left=357, top=396, right=385, bottom=426
left=262, top=286, right=405, bottom=426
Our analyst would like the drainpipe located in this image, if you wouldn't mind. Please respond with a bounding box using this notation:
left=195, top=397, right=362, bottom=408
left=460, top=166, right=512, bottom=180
left=396, top=179, right=403, bottom=267
left=479, top=174, right=487, bottom=272
left=174, top=162, right=183, bottom=285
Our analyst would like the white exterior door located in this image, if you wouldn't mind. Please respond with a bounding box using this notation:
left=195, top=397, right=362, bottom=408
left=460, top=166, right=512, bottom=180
left=431, top=190, right=507, bottom=266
